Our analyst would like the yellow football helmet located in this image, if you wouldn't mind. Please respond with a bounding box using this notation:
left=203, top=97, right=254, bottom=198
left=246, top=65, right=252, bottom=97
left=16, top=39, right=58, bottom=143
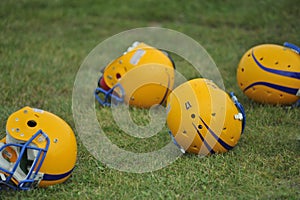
left=95, top=42, right=175, bottom=108
left=237, top=42, right=300, bottom=105
left=0, top=106, right=77, bottom=190
left=166, top=78, right=245, bottom=155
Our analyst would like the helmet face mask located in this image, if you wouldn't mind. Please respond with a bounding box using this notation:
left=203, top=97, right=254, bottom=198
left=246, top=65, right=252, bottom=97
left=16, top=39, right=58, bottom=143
left=95, top=42, right=175, bottom=108
left=0, top=107, right=77, bottom=190
left=95, top=82, right=125, bottom=106
left=166, top=78, right=245, bottom=155
left=0, top=130, right=49, bottom=190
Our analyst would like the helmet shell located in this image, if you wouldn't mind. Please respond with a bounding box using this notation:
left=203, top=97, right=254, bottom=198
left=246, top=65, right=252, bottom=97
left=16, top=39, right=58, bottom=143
left=166, top=78, right=243, bottom=155
left=237, top=44, right=300, bottom=105
left=100, top=42, right=175, bottom=108
left=2, top=106, right=77, bottom=188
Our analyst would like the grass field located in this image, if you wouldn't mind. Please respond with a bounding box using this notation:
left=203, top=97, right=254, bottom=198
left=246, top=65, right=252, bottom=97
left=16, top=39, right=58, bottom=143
left=0, top=0, right=299, bottom=199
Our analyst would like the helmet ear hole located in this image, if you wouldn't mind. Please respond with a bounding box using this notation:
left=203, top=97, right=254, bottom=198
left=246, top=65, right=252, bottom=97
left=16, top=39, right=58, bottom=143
left=27, top=120, right=37, bottom=127
left=116, top=73, right=121, bottom=79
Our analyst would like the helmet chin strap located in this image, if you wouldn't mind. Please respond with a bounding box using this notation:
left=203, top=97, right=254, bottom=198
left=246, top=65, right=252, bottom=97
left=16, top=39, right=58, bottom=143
left=0, top=179, right=16, bottom=190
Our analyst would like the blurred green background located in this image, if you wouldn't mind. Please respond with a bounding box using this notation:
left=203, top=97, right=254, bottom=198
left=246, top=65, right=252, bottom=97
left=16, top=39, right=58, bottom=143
left=0, top=0, right=299, bottom=199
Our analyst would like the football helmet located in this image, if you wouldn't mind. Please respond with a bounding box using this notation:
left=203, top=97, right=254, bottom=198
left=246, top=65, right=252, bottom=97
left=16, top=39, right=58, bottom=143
left=95, top=42, right=175, bottom=108
left=0, top=106, right=77, bottom=190
left=166, top=78, right=245, bottom=155
left=237, top=42, right=300, bottom=105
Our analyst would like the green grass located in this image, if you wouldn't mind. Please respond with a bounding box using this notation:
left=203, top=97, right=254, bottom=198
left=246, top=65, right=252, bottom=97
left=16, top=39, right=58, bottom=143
left=0, top=0, right=299, bottom=199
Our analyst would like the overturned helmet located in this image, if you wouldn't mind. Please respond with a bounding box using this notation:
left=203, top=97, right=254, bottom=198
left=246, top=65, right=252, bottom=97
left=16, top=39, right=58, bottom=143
left=237, top=42, right=300, bottom=105
left=0, top=107, right=77, bottom=190
left=166, top=78, right=245, bottom=155
left=95, top=42, right=175, bottom=108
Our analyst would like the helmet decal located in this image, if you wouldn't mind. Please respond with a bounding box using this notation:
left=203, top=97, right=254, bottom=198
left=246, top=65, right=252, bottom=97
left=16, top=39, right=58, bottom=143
left=198, top=116, right=234, bottom=151
left=191, top=122, right=216, bottom=154
left=243, top=81, right=299, bottom=96
left=251, top=49, right=300, bottom=79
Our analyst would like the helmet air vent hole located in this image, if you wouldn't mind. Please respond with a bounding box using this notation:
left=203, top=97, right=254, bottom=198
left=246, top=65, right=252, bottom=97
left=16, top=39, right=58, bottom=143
left=211, top=113, right=216, bottom=117
left=240, top=83, right=243, bottom=86
left=252, top=87, right=256, bottom=91
left=198, top=125, right=203, bottom=129
left=259, top=57, right=263, bottom=61
left=287, top=65, right=291, bottom=68
left=241, top=68, right=244, bottom=72
left=27, top=120, right=37, bottom=127
left=275, top=61, right=279, bottom=65
left=191, top=114, right=195, bottom=119
left=223, top=127, right=227, bottom=130
left=116, top=73, right=121, bottom=79
left=280, top=94, right=283, bottom=98
left=247, top=54, right=250, bottom=57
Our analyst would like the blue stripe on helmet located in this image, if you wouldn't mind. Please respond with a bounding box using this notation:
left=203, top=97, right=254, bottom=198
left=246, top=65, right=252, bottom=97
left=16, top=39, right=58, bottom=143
left=199, top=117, right=234, bottom=151
left=192, top=123, right=215, bottom=154
left=252, top=50, right=300, bottom=79
left=43, top=167, right=74, bottom=181
left=243, top=81, right=299, bottom=95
